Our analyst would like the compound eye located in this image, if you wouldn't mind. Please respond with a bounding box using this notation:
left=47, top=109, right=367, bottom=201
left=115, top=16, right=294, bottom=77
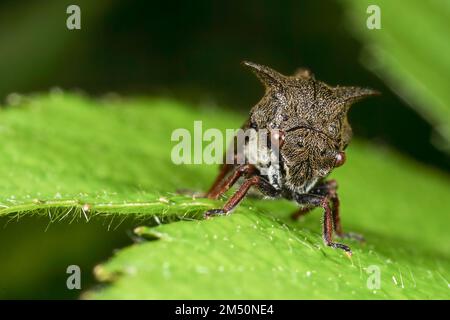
left=334, top=151, right=346, bottom=167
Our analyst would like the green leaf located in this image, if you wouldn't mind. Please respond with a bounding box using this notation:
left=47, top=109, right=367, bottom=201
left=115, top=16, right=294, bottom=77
left=0, top=92, right=234, bottom=219
left=341, top=0, right=450, bottom=149
left=88, top=142, right=450, bottom=299
left=0, top=93, right=449, bottom=299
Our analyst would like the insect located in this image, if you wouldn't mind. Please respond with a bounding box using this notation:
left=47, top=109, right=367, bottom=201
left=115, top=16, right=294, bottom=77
left=205, top=61, right=379, bottom=255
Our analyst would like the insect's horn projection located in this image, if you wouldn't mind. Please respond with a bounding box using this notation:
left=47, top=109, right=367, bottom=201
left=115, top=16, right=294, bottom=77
left=293, top=67, right=314, bottom=80
left=241, top=61, right=285, bottom=89
left=334, top=86, right=380, bottom=106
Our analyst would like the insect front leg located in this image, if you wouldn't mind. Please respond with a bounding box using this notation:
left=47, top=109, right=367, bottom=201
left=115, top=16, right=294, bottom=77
left=294, top=193, right=352, bottom=255
left=206, top=163, right=235, bottom=198
left=310, top=180, right=365, bottom=242
left=328, top=188, right=365, bottom=242
left=206, top=132, right=249, bottom=199
left=206, top=164, right=256, bottom=200
left=290, top=179, right=334, bottom=220
left=204, top=175, right=279, bottom=218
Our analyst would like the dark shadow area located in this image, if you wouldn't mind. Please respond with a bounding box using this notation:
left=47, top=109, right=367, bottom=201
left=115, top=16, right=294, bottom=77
left=0, top=215, right=135, bottom=299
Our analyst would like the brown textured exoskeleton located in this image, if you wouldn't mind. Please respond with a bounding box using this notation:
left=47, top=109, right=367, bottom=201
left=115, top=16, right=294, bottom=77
left=205, top=61, right=379, bottom=255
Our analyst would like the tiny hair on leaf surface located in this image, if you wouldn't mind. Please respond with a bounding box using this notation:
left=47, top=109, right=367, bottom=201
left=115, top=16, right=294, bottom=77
left=0, top=93, right=448, bottom=299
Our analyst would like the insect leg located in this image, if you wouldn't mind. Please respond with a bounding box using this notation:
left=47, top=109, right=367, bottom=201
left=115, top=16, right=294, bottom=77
left=205, top=175, right=259, bottom=217
left=313, top=180, right=365, bottom=242
left=312, top=180, right=343, bottom=234
left=290, top=180, right=334, bottom=220
left=206, top=134, right=247, bottom=198
left=321, top=197, right=352, bottom=255
left=204, top=176, right=278, bottom=218
left=206, top=163, right=234, bottom=197
left=330, top=191, right=343, bottom=235
left=294, top=193, right=352, bottom=255
left=331, top=195, right=365, bottom=242
left=207, top=164, right=256, bottom=200
left=304, top=180, right=343, bottom=232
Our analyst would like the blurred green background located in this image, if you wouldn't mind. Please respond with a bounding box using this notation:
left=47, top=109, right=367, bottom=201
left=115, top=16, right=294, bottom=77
left=0, top=0, right=448, bottom=299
